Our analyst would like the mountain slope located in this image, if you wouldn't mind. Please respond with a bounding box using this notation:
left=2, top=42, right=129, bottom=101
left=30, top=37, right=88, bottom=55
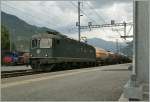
left=1, top=11, right=58, bottom=51
left=87, top=38, right=127, bottom=52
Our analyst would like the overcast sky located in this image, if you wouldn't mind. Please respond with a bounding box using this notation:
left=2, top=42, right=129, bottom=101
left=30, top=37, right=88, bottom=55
left=1, top=0, right=133, bottom=42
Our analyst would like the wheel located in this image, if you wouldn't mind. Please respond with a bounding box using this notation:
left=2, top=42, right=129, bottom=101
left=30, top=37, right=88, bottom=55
left=30, top=64, right=41, bottom=72
left=43, top=64, right=55, bottom=72
left=129, top=98, right=140, bottom=101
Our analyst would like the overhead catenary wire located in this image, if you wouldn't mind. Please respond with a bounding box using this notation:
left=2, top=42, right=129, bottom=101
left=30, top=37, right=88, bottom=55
left=86, top=2, right=133, bottom=43
left=84, top=2, right=110, bottom=37
left=70, top=1, right=97, bottom=24
left=70, top=1, right=116, bottom=42
left=2, top=1, right=133, bottom=44
left=83, top=1, right=133, bottom=43
left=76, top=1, right=118, bottom=41
left=85, top=2, right=106, bottom=24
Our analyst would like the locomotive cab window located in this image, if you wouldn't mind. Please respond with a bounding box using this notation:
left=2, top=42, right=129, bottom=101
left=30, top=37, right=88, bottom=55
left=57, top=40, right=60, bottom=44
left=55, top=39, right=60, bottom=44
left=40, top=38, right=52, bottom=48
left=31, top=39, right=38, bottom=48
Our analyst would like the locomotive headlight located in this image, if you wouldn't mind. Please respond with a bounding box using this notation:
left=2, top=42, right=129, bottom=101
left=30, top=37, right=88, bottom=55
left=36, top=49, right=41, bottom=54
left=45, top=54, right=48, bottom=57
left=30, top=54, right=32, bottom=57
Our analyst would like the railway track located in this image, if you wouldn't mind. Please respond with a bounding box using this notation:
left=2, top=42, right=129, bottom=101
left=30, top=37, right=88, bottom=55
left=1, top=63, right=130, bottom=78
left=1, top=69, right=42, bottom=78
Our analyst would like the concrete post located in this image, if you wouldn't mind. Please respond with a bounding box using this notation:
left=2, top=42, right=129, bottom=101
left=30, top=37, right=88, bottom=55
left=124, top=1, right=149, bottom=101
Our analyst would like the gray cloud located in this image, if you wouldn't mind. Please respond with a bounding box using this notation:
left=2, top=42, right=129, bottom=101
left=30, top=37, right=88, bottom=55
left=1, top=0, right=133, bottom=41
left=90, top=0, right=132, bottom=9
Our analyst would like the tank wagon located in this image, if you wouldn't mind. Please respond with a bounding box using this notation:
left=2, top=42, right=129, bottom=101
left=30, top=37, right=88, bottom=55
left=105, top=52, right=132, bottom=65
left=29, top=32, right=96, bottom=71
left=95, top=48, right=131, bottom=65
left=95, top=47, right=109, bottom=65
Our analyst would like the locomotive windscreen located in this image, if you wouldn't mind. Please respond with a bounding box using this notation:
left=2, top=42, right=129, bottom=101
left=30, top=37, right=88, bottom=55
left=40, top=38, right=52, bottom=48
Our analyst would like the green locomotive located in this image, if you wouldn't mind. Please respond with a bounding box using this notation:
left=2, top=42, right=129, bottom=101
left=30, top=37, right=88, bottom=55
left=29, top=32, right=96, bottom=71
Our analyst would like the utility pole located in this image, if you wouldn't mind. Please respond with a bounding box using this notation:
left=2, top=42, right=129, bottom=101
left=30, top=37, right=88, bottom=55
left=78, top=1, right=81, bottom=41
left=116, top=39, right=119, bottom=53
left=123, top=21, right=126, bottom=40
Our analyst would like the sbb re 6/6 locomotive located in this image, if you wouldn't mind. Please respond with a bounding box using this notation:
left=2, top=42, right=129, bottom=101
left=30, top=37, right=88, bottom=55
left=29, top=32, right=96, bottom=71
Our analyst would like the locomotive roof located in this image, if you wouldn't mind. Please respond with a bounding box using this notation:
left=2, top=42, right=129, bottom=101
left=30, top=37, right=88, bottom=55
left=32, top=32, right=94, bottom=48
left=32, top=33, right=67, bottom=39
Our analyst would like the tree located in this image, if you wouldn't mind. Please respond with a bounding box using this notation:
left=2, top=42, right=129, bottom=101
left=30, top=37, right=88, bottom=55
left=1, top=25, right=10, bottom=50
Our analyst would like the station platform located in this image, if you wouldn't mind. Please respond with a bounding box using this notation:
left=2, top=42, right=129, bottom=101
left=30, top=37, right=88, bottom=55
left=2, top=63, right=131, bottom=101
left=1, top=65, right=31, bottom=72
